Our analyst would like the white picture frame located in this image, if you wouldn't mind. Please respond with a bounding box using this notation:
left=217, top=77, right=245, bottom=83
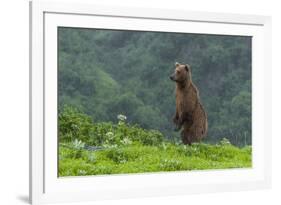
left=29, top=0, right=272, bottom=204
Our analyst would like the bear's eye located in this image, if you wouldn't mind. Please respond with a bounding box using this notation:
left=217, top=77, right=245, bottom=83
left=176, top=70, right=180, bottom=74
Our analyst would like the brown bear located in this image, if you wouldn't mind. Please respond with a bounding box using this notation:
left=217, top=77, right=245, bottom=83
left=170, top=62, right=208, bottom=145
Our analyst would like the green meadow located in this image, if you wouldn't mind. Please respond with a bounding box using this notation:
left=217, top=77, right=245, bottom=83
left=58, top=106, right=251, bottom=176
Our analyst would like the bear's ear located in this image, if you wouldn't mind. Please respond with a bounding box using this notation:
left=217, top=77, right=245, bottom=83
left=175, top=62, right=180, bottom=67
left=185, top=64, right=191, bottom=72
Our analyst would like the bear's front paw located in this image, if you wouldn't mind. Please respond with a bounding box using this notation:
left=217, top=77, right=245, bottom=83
left=173, top=116, right=178, bottom=124
left=174, top=124, right=181, bottom=131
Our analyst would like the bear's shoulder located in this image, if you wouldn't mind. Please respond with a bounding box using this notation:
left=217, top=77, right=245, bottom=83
left=189, top=82, right=199, bottom=95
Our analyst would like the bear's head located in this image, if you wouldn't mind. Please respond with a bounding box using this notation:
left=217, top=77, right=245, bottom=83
left=169, top=62, right=192, bottom=85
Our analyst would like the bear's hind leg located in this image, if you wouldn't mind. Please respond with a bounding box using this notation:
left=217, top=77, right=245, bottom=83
left=181, top=130, right=192, bottom=146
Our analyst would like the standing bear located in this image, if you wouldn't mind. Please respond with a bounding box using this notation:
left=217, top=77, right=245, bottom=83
left=170, top=62, right=208, bottom=145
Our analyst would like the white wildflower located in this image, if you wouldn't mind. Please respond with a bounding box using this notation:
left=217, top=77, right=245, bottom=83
left=117, top=114, right=127, bottom=121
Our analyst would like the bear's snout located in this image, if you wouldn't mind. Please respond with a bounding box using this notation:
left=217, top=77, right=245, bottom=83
left=170, top=75, right=175, bottom=81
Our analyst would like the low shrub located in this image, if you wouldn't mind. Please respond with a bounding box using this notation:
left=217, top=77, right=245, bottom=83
left=59, top=105, right=93, bottom=142
left=59, top=105, right=165, bottom=146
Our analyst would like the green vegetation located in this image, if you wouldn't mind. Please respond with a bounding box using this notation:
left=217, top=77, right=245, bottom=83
left=59, top=142, right=251, bottom=176
left=58, top=107, right=251, bottom=176
left=58, top=28, right=252, bottom=146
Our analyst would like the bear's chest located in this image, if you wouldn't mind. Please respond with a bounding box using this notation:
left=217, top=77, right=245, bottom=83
left=176, top=88, right=197, bottom=113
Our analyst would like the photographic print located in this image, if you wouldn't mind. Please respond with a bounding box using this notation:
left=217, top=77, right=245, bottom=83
left=58, top=27, right=252, bottom=177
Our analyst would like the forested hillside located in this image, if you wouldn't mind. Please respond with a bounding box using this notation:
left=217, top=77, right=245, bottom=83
left=58, top=27, right=251, bottom=146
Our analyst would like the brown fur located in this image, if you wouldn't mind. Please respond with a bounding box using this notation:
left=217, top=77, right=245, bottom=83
left=170, top=62, right=208, bottom=145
